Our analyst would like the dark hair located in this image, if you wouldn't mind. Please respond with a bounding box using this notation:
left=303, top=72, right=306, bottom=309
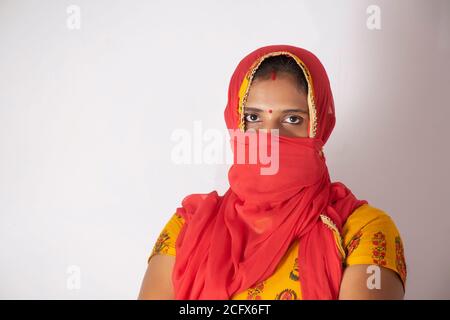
left=252, top=55, right=308, bottom=94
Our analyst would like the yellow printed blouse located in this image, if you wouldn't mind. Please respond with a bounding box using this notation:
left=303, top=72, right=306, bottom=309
left=148, top=203, right=407, bottom=300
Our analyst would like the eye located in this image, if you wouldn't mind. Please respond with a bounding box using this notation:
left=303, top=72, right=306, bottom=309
left=283, top=115, right=303, bottom=125
left=244, top=113, right=261, bottom=123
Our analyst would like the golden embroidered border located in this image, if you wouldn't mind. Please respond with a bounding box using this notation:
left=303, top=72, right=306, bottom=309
left=320, top=214, right=346, bottom=260
left=237, top=51, right=318, bottom=138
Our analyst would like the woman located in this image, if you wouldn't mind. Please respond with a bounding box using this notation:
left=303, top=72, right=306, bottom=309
left=138, top=45, right=407, bottom=300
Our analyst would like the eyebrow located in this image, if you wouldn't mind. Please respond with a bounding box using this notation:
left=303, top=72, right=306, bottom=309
left=244, top=107, right=309, bottom=114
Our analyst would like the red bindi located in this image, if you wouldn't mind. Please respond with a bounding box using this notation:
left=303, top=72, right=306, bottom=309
left=268, top=109, right=272, bottom=113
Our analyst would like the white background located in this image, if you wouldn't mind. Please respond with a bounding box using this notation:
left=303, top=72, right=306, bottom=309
left=1, top=0, right=449, bottom=299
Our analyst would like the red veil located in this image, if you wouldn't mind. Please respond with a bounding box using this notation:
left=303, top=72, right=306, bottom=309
left=172, top=45, right=367, bottom=299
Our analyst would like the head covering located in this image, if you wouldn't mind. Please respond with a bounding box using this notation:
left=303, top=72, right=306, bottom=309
left=172, top=44, right=368, bottom=299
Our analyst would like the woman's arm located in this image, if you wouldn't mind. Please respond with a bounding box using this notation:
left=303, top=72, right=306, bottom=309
left=338, top=264, right=405, bottom=300
left=138, top=254, right=176, bottom=300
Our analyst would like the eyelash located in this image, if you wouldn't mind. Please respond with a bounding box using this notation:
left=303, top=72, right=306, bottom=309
left=244, top=113, right=304, bottom=125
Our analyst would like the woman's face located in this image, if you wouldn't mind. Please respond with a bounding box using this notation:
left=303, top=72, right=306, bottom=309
left=244, top=72, right=309, bottom=138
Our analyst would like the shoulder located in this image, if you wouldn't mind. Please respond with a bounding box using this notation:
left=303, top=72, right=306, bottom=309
left=148, top=212, right=186, bottom=262
left=342, top=204, right=398, bottom=241
left=341, top=204, right=407, bottom=287
left=147, top=190, right=220, bottom=263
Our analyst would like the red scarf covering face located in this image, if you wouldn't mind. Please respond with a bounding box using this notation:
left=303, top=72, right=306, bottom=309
left=172, top=45, right=367, bottom=300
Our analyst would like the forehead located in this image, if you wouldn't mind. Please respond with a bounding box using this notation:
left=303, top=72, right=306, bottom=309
left=246, top=75, right=308, bottom=108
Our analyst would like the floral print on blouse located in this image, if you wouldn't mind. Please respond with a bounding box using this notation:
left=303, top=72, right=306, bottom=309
left=148, top=204, right=407, bottom=299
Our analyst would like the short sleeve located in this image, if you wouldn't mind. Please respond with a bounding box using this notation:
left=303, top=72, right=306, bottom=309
left=342, top=204, right=407, bottom=288
left=147, top=212, right=185, bottom=263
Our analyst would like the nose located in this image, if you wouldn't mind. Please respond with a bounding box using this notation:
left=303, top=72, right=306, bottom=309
left=262, top=118, right=281, bottom=131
